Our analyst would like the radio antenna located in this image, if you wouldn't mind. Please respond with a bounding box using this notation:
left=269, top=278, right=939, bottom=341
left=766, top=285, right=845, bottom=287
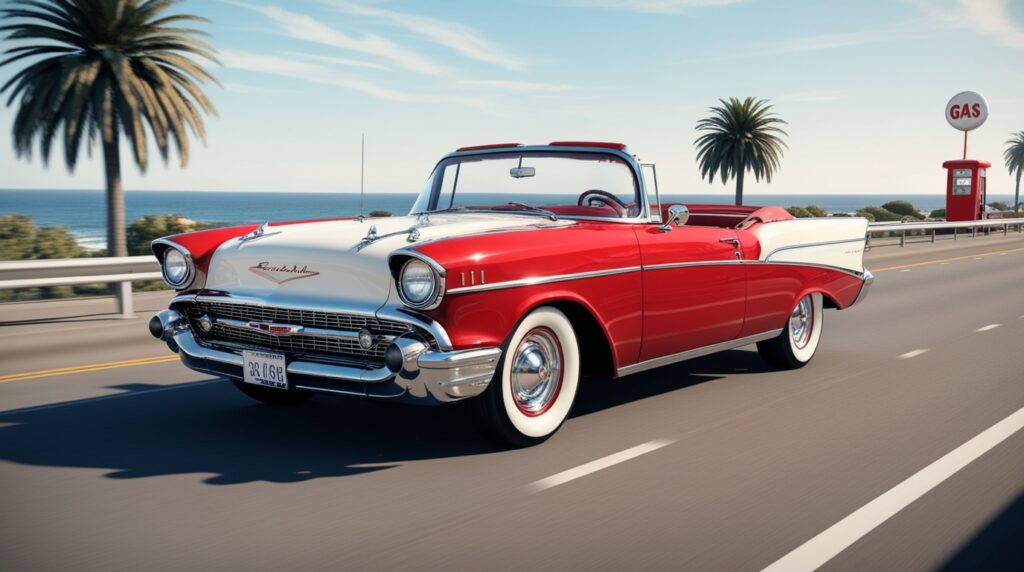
left=360, top=133, right=365, bottom=217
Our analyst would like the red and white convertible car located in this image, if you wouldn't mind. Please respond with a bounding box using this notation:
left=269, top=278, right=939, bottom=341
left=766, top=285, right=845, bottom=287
left=149, top=142, right=872, bottom=445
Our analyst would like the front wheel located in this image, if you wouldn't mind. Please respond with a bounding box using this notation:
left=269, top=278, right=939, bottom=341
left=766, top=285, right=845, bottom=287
left=757, top=293, right=824, bottom=369
left=477, top=306, right=581, bottom=447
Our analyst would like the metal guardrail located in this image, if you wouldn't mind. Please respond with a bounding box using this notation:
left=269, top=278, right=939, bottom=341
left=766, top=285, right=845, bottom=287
left=0, top=256, right=161, bottom=317
left=866, top=217, right=1024, bottom=248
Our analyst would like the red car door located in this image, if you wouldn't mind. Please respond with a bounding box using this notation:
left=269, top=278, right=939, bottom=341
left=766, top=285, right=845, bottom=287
left=633, top=224, right=746, bottom=362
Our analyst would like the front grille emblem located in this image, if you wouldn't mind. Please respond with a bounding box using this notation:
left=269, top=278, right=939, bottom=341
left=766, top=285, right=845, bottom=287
left=247, top=322, right=304, bottom=336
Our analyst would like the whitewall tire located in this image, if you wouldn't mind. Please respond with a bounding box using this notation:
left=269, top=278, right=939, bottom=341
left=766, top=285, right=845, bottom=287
left=756, top=293, right=824, bottom=369
left=478, top=306, right=580, bottom=447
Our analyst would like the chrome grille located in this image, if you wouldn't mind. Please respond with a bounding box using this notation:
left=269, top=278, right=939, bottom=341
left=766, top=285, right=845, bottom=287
left=192, top=301, right=412, bottom=336
left=177, top=299, right=422, bottom=364
left=209, top=324, right=386, bottom=359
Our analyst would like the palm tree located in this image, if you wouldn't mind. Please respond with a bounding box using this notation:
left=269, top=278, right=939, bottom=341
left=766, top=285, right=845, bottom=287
left=1005, top=131, right=1024, bottom=213
left=695, top=97, right=787, bottom=205
left=0, top=0, right=218, bottom=261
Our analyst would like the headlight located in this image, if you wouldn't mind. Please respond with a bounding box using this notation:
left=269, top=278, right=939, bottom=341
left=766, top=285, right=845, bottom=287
left=161, top=247, right=194, bottom=289
left=399, top=258, right=440, bottom=309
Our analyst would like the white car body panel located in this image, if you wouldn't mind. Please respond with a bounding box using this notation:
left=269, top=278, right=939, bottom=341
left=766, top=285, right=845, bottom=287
left=204, top=213, right=573, bottom=311
left=748, top=217, right=869, bottom=274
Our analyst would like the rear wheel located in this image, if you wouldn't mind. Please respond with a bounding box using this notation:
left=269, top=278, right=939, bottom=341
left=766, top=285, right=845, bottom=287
left=477, top=307, right=580, bottom=447
left=230, top=380, right=314, bottom=405
left=757, top=293, right=824, bottom=369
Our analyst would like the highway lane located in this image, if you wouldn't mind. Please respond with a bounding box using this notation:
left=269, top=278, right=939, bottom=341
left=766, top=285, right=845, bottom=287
left=1, top=236, right=1023, bottom=570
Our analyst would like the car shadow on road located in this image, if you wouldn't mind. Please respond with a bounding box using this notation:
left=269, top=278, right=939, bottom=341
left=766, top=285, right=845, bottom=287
left=0, top=349, right=768, bottom=486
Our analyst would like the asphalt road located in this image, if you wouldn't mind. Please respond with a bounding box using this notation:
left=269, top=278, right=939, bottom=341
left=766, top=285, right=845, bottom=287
left=1, top=234, right=1023, bottom=571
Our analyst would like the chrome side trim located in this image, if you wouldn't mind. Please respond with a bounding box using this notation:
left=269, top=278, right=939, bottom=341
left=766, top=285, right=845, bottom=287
left=447, top=265, right=642, bottom=294
left=616, top=329, right=783, bottom=377
left=763, top=238, right=866, bottom=261
left=444, top=260, right=870, bottom=296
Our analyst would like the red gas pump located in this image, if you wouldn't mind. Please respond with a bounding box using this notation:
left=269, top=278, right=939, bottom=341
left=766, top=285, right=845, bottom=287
left=942, top=160, right=990, bottom=222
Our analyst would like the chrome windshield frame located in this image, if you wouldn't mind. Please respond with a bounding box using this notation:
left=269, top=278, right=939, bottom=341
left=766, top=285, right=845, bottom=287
left=410, top=145, right=652, bottom=224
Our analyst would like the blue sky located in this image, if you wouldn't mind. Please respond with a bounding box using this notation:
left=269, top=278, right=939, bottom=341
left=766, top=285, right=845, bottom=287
left=1, top=0, right=1022, bottom=198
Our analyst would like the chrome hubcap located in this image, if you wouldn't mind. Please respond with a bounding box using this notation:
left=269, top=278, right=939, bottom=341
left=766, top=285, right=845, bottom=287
left=790, top=296, right=813, bottom=349
left=510, top=328, right=562, bottom=415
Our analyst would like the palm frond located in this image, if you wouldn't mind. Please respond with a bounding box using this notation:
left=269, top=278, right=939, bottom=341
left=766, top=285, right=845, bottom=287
left=0, top=0, right=217, bottom=172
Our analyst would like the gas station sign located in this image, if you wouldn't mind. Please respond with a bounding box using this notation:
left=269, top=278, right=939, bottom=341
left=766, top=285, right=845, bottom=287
left=945, top=91, right=988, bottom=132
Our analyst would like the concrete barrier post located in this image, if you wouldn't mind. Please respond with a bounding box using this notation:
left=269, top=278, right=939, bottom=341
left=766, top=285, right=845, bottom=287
left=115, top=281, right=134, bottom=318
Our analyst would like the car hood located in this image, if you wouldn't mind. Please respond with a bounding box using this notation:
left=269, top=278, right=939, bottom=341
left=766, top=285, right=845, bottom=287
left=204, top=213, right=573, bottom=311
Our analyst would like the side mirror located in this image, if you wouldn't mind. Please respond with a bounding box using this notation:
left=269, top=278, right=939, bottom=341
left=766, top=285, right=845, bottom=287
left=660, top=204, right=689, bottom=232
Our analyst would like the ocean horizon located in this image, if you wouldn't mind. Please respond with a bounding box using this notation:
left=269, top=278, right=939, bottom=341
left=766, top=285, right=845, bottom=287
left=2, top=188, right=1014, bottom=252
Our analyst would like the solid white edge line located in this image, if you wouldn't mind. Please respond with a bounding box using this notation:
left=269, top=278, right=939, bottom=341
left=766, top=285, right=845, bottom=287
left=976, top=324, right=1001, bottom=332
left=897, top=349, right=928, bottom=359
left=528, top=438, right=676, bottom=493
left=762, top=405, right=1024, bottom=572
left=0, top=379, right=223, bottom=417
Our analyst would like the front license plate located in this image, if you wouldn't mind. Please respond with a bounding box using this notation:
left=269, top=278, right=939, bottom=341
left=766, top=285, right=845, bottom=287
left=242, top=350, right=288, bottom=390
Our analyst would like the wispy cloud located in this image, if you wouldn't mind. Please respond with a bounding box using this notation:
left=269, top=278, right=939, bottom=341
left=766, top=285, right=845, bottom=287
left=458, top=80, right=575, bottom=93
left=219, top=49, right=493, bottom=111
left=682, top=29, right=903, bottom=63
left=568, top=0, right=742, bottom=14
left=222, top=0, right=448, bottom=76
left=323, top=1, right=524, bottom=70
left=218, top=49, right=412, bottom=100
left=905, top=0, right=1024, bottom=47
left=775, top=92, right=844, bottom=103
left=284, top=51, right=391, bottom=71
left=223, top=82, right=294, bottom=94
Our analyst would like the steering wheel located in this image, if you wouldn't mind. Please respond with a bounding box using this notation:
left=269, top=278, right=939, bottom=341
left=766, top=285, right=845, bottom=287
left=577, top=189, right=628, bottom=216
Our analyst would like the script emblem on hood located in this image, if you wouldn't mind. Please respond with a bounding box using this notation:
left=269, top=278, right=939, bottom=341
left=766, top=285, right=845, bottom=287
left=248, top=261, right=319, bottom=284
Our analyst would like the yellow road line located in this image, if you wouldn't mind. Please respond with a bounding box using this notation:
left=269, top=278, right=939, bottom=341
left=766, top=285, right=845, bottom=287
left=0, top=355, right=179, bottom=384
left=873, top=246, right=1024, bottom=273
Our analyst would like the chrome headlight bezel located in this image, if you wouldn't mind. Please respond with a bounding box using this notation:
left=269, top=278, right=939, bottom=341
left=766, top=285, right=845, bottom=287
left=397, top=257, right=444, bottom=310
left=160, top=245, right=195, bottom=290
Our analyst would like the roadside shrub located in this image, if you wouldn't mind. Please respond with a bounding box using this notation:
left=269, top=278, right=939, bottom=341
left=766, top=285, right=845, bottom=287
left=988, top=201, right=1010, bottom=211
left=929, top=208, right=946, bottom=219
left=805, top=205, right=828, bottom=217
left=126, top=214, right=212, bottom=256
left=856, top=206, right=901, bottom=222
left=830, top=212, right=852, bottom=217
left=368, top=210, right=392, bottom=217
left=786, top=206, right=812, bottom=218
left=881, top=200, right=918, bottom=217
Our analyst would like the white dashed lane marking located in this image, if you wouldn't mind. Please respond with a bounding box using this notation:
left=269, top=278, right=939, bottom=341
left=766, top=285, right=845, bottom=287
left=976, top=324, right=1001, bottom=332
left=898, top=349, right=929, bottom=359
left=528, top=439, right=676, bottom=493
left=762, top=406, right=1024, bottom=572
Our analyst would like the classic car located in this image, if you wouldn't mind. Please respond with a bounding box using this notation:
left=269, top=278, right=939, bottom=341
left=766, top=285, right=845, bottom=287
left=148, top=141, right=872, bottom=446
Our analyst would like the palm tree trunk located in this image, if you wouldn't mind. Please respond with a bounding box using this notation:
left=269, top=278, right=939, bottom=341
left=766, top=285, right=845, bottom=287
left=1016, top=171, right=1021, bottom=213
left=735, top=167, right=745, bottom=206
left=102, top=136, right=126, bottom=257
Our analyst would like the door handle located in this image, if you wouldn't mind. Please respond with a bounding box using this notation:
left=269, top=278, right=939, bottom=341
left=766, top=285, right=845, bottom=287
left=719, top=238, right=741, bottom=247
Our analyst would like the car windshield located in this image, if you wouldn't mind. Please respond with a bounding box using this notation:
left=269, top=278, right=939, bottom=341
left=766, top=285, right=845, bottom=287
left=410, top=151, right=642, bottom=220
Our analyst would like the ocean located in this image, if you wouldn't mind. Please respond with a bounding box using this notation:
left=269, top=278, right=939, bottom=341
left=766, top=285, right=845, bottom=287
left=1, top=189, right=1013, bottom=252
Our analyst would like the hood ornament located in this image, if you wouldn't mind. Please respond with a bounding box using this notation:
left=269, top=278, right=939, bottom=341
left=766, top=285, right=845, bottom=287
left=239, top=221, right=281, bottom=244
left=248, top=261, right=319, bottom=284
left=354, top=218, right=430, bottom=251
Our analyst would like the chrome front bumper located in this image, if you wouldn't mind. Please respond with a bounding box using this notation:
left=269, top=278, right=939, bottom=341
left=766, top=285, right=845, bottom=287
left=150, top=309, right=501, bottom=404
